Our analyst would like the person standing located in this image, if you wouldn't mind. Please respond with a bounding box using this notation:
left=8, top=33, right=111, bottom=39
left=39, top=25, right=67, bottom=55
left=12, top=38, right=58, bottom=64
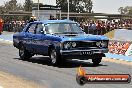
left=0, top=18, right=3, bottom=35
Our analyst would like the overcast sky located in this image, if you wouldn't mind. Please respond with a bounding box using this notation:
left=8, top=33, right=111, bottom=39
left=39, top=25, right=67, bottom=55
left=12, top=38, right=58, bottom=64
left=0, top=0, right=132, bottom=14
left=92, top=0, right=132, bottom=13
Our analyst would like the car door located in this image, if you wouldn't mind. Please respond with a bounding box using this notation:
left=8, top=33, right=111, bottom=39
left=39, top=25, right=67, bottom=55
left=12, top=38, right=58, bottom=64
left=24, top=23, right=37, bottom=52
left=33, top=23, right=48, bottom=55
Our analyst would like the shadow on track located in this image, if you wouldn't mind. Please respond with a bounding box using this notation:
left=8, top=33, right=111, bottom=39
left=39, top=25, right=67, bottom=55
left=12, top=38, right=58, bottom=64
left=13, top=56, right=107, bottom=68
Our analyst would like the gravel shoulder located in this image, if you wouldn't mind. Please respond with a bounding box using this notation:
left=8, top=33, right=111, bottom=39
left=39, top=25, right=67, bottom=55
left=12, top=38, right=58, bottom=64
left=0, top=71, right=44, bottom=88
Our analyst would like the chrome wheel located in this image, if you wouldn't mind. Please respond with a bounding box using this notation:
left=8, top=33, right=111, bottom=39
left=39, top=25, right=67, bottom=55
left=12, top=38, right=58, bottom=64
left=50, top=49, right=62, bottom=66
left=50, top=50, right=57, bottom=64
left=19, top=46, right=24, bottom=57
left=19, top=44, right=32, bottom=60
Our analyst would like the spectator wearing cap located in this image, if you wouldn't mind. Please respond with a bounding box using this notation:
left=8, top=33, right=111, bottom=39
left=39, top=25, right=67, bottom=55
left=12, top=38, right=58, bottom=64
left=49, top=15, right=56, bottom=20
left=28, top=16, right=37, bottom=23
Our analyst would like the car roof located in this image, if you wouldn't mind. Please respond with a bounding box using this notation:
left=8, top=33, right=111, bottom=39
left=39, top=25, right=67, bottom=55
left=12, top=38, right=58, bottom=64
left=32, top=20, right=76, bottom=24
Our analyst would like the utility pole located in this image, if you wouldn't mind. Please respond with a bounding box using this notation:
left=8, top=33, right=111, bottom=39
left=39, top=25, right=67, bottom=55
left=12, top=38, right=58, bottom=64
left=67, top=0, right=69, bottom=20
left=38, top=0, right=40, bottom=20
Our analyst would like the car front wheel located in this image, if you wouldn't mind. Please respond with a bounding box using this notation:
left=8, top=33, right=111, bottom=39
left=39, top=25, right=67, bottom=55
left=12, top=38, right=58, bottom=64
left=50, top=49, right=62, bottom=66
left=19, top=45, right=32, bottom=60
left=92, top=58, right=102, bottom=66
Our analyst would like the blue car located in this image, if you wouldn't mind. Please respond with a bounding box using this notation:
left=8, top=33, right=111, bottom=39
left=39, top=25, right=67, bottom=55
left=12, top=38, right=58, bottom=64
left=13, top=20, right=109, bottom=65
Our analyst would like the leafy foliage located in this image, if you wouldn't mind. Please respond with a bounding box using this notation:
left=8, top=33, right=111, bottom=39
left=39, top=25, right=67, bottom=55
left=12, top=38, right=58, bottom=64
left=0, top=0, right=23, bottom=13
left=56, top=0, right=93, bottom=13
left=24, top=0, right=33, bottom=11
left=118, top=6, right=132, bottom=15
left=0, top=0, right=34, bottom=21
left=0, top=0, right=24, bottom=21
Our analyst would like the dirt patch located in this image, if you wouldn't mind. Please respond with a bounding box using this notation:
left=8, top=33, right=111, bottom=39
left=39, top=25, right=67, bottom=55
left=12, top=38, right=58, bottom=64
left=0, top=71, right=44, bottom=88
left=104, top=29, right=115, bottom=39
left=103, top=57, right=132, bottom=66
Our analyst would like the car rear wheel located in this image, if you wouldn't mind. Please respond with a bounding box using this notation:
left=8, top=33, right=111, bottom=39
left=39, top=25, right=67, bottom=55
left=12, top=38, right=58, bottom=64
left=19, top=45, right=32, bottom=60
left=50, top=49, right=62, bottom=66
left=92, top=58, right=102, bottom=66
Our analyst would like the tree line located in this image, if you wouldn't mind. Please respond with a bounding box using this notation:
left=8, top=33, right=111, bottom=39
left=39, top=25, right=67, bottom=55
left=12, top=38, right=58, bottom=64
left=56, top=0, right=93, bottom=13
left=0, top=0, right=93, bottom=13
left=118, top=6, right=132, bottom=15
left=0, top=0, right=93, bottom=21
left=0, top=0, right=33, bottom=21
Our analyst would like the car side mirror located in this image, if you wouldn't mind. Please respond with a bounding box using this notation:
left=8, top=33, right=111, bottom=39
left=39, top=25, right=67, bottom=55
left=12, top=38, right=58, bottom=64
left=79, top=27, right=84, bottom=32
left=81, top=28, right=85, bottom=32
left=40, top=30, right=44, bottom=34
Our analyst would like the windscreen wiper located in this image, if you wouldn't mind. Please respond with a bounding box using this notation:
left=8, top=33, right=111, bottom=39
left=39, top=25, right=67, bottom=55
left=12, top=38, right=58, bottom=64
left=62, top=32, right=78, bottom=34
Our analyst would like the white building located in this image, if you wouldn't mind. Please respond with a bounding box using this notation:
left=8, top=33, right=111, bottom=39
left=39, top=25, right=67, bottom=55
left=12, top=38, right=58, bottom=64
left=32, top=0, right=61, bottom=20
left=32, top=0, right=56, bottom=5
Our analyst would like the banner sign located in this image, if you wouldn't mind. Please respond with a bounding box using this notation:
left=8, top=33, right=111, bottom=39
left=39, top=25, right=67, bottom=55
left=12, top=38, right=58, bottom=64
left=76, top=66, right=131, bottom=85
left=125, top=44, right=132, bottom=56
left=108, top=41, right=131, bottom=55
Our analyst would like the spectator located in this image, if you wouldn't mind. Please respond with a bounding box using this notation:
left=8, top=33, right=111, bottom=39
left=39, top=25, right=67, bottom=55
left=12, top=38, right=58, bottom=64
left=49, top=15, right=56, bottom=20
left=89, top=21, right=96, bottom=35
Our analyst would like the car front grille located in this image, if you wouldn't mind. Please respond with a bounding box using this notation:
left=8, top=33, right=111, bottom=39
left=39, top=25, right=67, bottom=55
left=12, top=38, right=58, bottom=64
left=77, top=41, right=97, bottom=47
left=71, top=41, right=98, bottom=50
left=63, top=40, right=109, bottom=50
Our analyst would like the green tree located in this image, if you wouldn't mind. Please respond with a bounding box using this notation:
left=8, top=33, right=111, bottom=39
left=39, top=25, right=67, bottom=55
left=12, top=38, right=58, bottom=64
left=1, top=0, right=23, bottom=11
left=128, top=9, right=132, bottom=14
left=0, top=0, right=24, bottom=21
left=118, top=7, right=124, bottom=14
left=56, top=0, right=93, bottom=13
left=24, top=0, right=33, bottom=11
left=118, top=6, right=132, bottom=15
left=84, top=0, right=93, bottom=13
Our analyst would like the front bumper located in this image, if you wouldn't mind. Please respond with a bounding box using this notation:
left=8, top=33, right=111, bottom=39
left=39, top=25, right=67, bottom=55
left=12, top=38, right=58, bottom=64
left=60, top=48, right=108, bottom=59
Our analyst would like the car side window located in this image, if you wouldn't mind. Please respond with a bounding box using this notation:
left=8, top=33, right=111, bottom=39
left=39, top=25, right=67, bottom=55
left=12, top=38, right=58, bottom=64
left=27, top=24, right=37, bottom=34
left=36, top=24, right=44, bottom=34
left=45, top=24, right=59, bottom=34
left=45, top=25, right=49, bottom=33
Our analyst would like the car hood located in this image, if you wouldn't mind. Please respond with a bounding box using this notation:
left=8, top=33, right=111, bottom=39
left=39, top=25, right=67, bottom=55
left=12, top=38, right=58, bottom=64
left=54, top=34, right=109, bottom=41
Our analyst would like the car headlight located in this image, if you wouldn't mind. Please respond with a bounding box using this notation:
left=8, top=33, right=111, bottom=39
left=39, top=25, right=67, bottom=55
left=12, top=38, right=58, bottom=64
left=96, top=42, right=101, bottom=47
left=72, top=42, right=76, bottom=47
left=101, top=41, right=108, bottom=47
left=64, top=42, right=71, bottom=49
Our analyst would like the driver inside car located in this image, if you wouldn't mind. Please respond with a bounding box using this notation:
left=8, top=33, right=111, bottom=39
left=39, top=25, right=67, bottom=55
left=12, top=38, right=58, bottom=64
left=64, top=24, right=72, bottom=32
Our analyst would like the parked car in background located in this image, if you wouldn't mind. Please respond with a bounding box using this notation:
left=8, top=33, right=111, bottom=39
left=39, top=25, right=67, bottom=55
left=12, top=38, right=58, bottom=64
left=13, top=20, right=109, bottom=66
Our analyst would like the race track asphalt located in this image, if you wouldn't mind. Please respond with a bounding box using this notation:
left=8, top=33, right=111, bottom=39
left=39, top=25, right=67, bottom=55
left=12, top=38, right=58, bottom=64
left=0, top=42, right=132, bottom=88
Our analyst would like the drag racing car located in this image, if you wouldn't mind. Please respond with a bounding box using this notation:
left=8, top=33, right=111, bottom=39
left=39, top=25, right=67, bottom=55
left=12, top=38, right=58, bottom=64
left=13, top=20, right=109, bottom=66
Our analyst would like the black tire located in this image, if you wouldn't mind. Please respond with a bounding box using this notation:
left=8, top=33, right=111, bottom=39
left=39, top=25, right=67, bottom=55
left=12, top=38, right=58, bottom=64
left=92, top=58, right=102, bottom=66
left=19, top=44, right=32, bottom=60
left=50, top=49, right=62, bottom=66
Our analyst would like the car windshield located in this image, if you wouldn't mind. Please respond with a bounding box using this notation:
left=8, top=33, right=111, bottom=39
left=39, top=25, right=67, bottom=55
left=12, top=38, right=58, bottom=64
left=45, top=23, right=84, bottom=34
